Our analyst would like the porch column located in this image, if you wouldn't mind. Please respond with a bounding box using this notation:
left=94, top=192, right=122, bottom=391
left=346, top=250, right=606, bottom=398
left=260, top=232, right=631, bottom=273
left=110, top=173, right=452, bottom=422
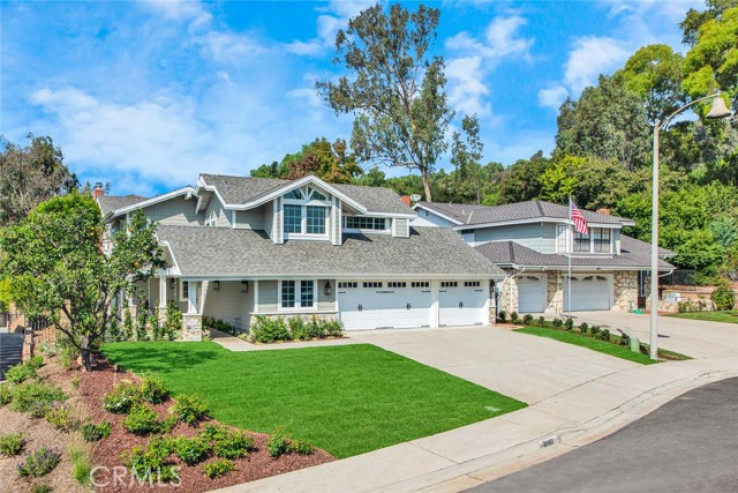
left=158, top=276, right=168, bottom=323
left=182, top=280, right=203, bottom=341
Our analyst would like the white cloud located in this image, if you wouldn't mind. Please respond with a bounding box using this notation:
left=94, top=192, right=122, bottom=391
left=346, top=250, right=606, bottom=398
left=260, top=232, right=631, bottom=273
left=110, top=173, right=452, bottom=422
left=538, top=84, right=569, bottom=111
left=564, top=36, right=629, bottom=94
left=446, top=56, right=490, bottom=116
left=138, top=0, right=212, bottom=29
left=195, top=31, right=269, bottom=65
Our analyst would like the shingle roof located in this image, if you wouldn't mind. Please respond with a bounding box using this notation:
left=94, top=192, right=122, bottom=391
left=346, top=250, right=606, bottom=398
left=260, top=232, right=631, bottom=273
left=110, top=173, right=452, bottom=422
left=157, top=225, right=504, bottom=278
left=474, top=236, right=674, bottom=271
left=418, top=200, right=633, bottom=226
left=200, top=174, right=413, bottom=215
left=97, top=195, right=148, bottom=216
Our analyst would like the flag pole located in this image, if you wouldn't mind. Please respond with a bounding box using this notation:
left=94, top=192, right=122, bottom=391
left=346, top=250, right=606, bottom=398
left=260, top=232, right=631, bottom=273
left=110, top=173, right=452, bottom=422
left=568, top=196, right=572, bottom=320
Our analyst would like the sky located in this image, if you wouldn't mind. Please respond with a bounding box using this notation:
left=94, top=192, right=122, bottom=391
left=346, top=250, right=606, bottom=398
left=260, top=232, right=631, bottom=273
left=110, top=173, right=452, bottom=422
left=1, top=0, right=703, bottom=196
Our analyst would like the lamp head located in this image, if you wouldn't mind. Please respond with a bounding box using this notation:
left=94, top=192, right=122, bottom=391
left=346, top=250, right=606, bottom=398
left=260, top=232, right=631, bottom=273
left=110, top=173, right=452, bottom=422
left=706, top=93, right=732, bottom=119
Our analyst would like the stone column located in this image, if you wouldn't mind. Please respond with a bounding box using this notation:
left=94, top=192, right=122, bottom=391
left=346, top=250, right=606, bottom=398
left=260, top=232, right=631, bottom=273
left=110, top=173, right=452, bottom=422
left=182, top=281, right=203, bottom=341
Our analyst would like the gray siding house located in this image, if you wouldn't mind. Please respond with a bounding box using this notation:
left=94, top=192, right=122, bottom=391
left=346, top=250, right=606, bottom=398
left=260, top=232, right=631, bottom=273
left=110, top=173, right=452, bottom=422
left=413, top=200, right=675, bottom=315
left=97, top=174, right=505, bottom=339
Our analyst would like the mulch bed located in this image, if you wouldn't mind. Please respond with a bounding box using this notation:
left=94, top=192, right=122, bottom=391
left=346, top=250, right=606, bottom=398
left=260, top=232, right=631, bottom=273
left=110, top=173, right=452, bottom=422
left=76, top=359, right=334, bottom=492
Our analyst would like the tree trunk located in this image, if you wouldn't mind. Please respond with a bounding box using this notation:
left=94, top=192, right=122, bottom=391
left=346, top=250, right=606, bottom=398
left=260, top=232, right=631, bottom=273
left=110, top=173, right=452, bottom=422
left=81, top=335, right=92, bottom=372
left=421, top=168, right=432, bottom=202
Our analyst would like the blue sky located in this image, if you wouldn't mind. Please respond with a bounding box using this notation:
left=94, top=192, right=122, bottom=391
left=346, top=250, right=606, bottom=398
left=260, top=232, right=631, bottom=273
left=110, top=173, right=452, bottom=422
left=2, top=0, right=702, bottom=196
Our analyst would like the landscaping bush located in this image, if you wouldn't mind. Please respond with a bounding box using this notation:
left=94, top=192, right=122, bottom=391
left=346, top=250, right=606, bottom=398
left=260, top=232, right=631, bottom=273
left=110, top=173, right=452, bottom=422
left=81, top=421, right=112, bottom=442
left=202, top=425, right=254, bottom=459
left=203, top=458, right=234, bottom=479
left=5, top=360, right=39, bottom=384
left=204, top=316, right=240, bottom=336
left=149, top=309, right=161, bottom=341
left=10, top=382, right=66, bottom=414
left=174, top=436, right=211, bottom=465
left=0, top=384, right=13, bottom=406
left=288, top=317, right=309, bottom=340
left=591, top=325, right=602, bottom=336
left=267, top=428, right=290, bottom=458
left=158, top=413, right=179, bottom=433
left=122, top=436, right=177, bottom=483
left=306, top=316, right=326, bottom=339
left=69, top=445, right=92, bottom=485
left=122, top=308, right=134, bottom=341
left=522, top=314, right=534, bottom=325
left=600, top=329, right=611, bottom=342
left=44, top=403, right=80, bottom=432
left=33, top=485, right=52, bottom=493
left=289, top=439, right=315, bottom=456
left=326, top=319, right=344, bottom=337
left=122, top=404, right=160, bottom=435
left=174, top=393, right=210, bottom=426
left=139, top=376, right=169, bottom=404
left=26, top=356, right=44, bottom=370
left=136, top=308, right=149, bottom=341
left=510, top=312, right=519, bottom=324
left=250, top=316, right=290, bottom=343
left=164, top=301, right=182, bottom=341
left=538, top=316, right=545, bottom=327
left=0, top=432, right=24, bottom=456
left=552, top=318, right=563, bottom=328
left=102, top=380, right=140, bottom=414
left=17, top=447, right=61, bottom=477
left=579, top=322, right=589, bottom=335
left=564, top=317, right=574, bottom=330
left=497, top=310, right=507, bottom=323
left=712, top=283, right=736, bottom=311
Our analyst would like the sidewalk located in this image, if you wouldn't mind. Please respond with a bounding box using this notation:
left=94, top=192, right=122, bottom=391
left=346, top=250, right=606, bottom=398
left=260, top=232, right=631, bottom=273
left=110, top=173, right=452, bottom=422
left=213, top=355, right=738, bottom=493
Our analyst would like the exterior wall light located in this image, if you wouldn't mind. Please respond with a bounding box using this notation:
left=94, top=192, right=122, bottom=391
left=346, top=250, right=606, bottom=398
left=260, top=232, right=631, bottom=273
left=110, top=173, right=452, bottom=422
left=324, top=281, right=333, bottom=297
left=241, top=281, right=249, bottom=293
left=213, top=281, right=220, bottom=291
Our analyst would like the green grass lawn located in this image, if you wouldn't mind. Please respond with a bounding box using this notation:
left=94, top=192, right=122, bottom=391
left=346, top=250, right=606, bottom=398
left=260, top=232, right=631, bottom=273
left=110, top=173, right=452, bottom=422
left=669, top=310, right=738, bottom=324
left=102, top=342, right=526, bottom=458
left=514, top=327, right=659, bottom=365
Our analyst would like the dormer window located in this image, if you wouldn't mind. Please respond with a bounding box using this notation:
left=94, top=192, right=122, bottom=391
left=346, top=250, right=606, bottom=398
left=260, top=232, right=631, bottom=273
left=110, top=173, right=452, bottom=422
left=285, top=189, right=303, bottom=199
left=282, top=186, right=331, bottom=238
left=205, top=210, right=217, bottom=227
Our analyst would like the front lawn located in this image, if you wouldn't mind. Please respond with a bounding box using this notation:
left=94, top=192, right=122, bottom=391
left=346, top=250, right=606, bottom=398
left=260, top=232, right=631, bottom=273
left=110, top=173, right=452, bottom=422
left=102, top=342, right=526, bottom=458
left=669, top=310, right=738, bottom=324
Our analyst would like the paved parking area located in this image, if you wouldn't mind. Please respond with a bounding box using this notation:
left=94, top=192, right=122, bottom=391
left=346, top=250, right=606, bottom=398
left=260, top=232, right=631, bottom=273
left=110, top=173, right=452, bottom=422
left=350, top=326, right=637, bottom=404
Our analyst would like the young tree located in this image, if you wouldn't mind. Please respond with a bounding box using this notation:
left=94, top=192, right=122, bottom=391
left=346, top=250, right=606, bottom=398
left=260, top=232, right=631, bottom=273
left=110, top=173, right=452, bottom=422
left=0, top=194, right=163, bottom=371
left=317, top=3, right=454, bottom=201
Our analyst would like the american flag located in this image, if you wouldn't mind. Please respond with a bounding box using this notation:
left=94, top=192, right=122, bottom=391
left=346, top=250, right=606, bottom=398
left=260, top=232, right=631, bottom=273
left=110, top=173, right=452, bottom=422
left=570, top=198, right=589, bottom=235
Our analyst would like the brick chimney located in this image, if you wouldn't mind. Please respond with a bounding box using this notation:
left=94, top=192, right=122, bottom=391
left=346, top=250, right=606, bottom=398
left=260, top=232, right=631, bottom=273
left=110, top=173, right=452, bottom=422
left=596, top=208, right=611, bottom=216
left=400, top=195, right=412, bottom=207
left=93, top=182, right=105, bottom=199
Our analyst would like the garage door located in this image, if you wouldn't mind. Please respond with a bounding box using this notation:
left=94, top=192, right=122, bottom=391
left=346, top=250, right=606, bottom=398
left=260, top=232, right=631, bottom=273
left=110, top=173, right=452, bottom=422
left=564, top=275, right=611, bottom=311
left=518, top=275, right=546, bottom=314
left=338, top=281, right=432, bottom=330
left=439, top=281, right=487, bottom=326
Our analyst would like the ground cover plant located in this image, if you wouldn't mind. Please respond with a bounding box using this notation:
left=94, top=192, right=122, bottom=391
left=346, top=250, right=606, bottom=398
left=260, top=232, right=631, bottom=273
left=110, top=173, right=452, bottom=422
left=103, top=341, right=527, bottom=458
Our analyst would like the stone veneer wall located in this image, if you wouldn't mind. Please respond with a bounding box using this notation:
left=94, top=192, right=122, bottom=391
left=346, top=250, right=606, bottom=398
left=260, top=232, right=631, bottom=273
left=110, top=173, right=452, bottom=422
left=500, top=272, right=519, bottom=314
left=546, top=273, right=563, bottom=314
left=613, top=271, right=638, bottom=312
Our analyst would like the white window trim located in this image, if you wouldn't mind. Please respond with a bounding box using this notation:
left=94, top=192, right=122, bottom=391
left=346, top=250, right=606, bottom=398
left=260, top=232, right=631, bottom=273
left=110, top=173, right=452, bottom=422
left=205, top=210, right=218, bottom=227
left=278, top=279, right=318, bottom=312
left=342, top=215, right=391, bottom=234
left=572, top=227, right=613, bottom=254
left=179, top=280, right=189, bottom=302
left=282, top=189, right=331, bottom=239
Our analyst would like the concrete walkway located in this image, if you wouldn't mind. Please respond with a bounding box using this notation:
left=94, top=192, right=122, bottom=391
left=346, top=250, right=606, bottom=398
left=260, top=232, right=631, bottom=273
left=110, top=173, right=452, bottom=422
left=209, top=328, right=358, bottom=352
left=212, top=324, right=738, bottom=493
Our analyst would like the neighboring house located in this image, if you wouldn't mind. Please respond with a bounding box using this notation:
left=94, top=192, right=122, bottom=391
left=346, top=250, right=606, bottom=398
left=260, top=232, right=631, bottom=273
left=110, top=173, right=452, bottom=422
left=413, top=200, right=675, bottom=315
left=96, top=175, right=505, bottom=339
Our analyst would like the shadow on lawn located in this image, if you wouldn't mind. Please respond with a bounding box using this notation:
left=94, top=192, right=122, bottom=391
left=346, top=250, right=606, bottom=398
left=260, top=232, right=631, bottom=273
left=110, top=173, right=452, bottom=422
left=101, top=343, right=221, bottom=375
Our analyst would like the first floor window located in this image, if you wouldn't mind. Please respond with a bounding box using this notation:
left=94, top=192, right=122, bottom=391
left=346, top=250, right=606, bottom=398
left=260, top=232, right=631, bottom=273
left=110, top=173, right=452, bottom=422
left=281, top=280, right=315, bottom=309
left=181, top=280, right=189, bottom=301
left=281, top=281, right=295, bottom=308
left=300, top=280, right=314, bottom=307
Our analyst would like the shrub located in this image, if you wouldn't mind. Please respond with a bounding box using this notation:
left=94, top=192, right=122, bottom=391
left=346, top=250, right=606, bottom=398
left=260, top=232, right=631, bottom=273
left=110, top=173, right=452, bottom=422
left=174, top=394, right=209, bottom=426
left=136, top=309, right=148, bottom=341
left=202, top=425, right=254, bottom=459
left=203, top=458, right=234, bottom=479
left=267, top=428, right=290, bottom=458
left=17, top=447, right=61, bottom=477
left=81, top=421, right=112, bottom=442
left=579, top=322, right=589, bottom=335
left=600, top=329, right=611, bottom=342
left=123, top=404, right=160, bottom=435
left=326, top=319, right=344, bottom=337
left=140, top=376, right=168, bottom=404
left=497, top=310, right=507, bottom=323
left=522, top=314, right=534, bottom=325
left=288, top=317, right=309, bottom=340
left=289, top=440, right=315, bottom=456
left=44, top=403, right=80, bottom=432
left=150, top=309, right=161, bottom=341
left=33, top=484, right=52, bottom=493
left=39, top=343, right=59, bottom=358
left=564, top=318, right=574, bottom=330
left=10, top=382, right=66, bottom=414
left=0, top=432, right=24, bottom=456
left=712, top=284, right=736, bottom=311
left=0, top=384, right=13, bottom=406
left=164, top=301, right=182, bottom=341
left=71, top=376, right=80, bottom=389
left=174, top=436, right=211, bottom=465
left=510, top=312, right=519, bottom=324
left=26, top=356, right=44, bottom=370
left=591, top=325, right=602, bottom=336
left=69, top=445, right=92, bottom=485
left=122, top=436, right=177, bottom=483
left=250, top=316, right=290, bottom=343
left=102, top=380, right=140, bottom=414
left=122, top=308, right=134, bottom=341
left=552, top=318, right=563, bottom=328
left=158, top=413, right=179, bottom=433
left=5, top=361, right=38, bottom=384
left=306, top=316, right=326, bottom=339
left=538, top=316, right=545, bottom=327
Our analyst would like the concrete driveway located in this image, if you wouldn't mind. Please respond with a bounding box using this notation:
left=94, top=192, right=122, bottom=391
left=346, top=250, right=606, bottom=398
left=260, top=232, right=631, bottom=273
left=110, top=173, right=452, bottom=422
left=571, top=311, right=738, bottom=359
left=350, top=326, right=638, bottom=405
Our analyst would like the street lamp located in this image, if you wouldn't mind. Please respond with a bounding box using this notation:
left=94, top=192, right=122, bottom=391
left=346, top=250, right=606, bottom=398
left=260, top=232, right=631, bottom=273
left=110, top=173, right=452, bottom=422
left=650, top=91, right=732, bottom=360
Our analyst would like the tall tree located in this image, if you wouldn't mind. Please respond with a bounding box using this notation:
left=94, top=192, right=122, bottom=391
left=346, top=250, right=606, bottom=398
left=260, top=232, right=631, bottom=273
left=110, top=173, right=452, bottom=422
left=450, top=115, right=484, bottom=204
left=497, top=152, right=551, bottom=204
left=0, top=194, right=163, bottom=371
left=284, top=138, right=363, bottom=183
left=0, top=134, right=77, bottom=225
left=680, top=0, right=738, bottom=45
left=317, top=3, right=454, bottom=201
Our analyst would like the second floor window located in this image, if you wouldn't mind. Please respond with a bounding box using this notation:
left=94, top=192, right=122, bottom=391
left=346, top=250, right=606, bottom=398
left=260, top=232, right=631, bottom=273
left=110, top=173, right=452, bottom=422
left=573, top=231, right=590, bottom=252
left=284, top=205, right=302, bottom=234
left=594, top=228, right=611, bottom=253
left=343, top=216, right=387, bottom=230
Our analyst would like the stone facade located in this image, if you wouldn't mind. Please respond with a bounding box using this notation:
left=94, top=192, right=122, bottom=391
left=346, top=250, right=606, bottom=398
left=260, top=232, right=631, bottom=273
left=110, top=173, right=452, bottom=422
left=499, top=272, right=518, bottom=315
left=546, top=273, right=563, bottom=314
left=182, top=314, right=203, bottom=341
left=613, top=271, right=638, bottom=312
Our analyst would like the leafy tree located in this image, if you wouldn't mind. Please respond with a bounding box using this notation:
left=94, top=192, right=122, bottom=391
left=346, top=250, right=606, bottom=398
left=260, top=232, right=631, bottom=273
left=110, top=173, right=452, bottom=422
left=356, top=166, right=387, bottom=187
left=284, top=138, right=363, bottom=183
left=0, top=194, right=163, bottom=371
left=680, top=0, right=738, bottom=46
left=317, top=3, right=454, bottom=201
left=0, top=134, right=78, bottom=225
left=497, top=152, right=551, bottom=204
left=450, top=115, right=484, bottom=204
left=250, top=161, right=284, bottom=179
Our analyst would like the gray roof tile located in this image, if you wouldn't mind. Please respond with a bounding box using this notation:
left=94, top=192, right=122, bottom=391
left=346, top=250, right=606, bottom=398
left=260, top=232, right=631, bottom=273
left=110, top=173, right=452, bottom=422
left=97, top=195, right=148, bottom=216
left=157, top=225, right=504, bottom=278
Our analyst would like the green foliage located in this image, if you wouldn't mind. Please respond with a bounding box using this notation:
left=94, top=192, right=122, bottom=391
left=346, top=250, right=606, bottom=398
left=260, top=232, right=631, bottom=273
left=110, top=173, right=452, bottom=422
left=5, top=359, right=40, bottom=384
left=102, top=380, right=141, bottom=414
left=17, top=447, right=61, bottom=477
left=288, top=316, right=309, bottom=340
left=173, top=436, right=211, bottom=465
left=149, top=308, right=161, bottom=341
left=81, top=421, right=112, bottom=442
left=289, top=439, right=315, bottom=456
left=174, top=393, right=210, bottom=426
left=0, top=432, right=24, bottom=456
left=712, top=283, right=736, bottom=310
left=510, top=312, right=519, bottom=324
left=10, top=381, right=65, bottom=414
left=538, top=316, right=545, bottom=326
left=579, top=322, right=589, bottom=335
left=122, top=436, right=178, bottom=483
left=33, top=485, right=52, bottom=493
left=0, top=384, right=13, bottom=406
left=250, top=316, right=290, bottom=343
left=201, top=425, right=255, bottom=459
left=552, top=318, right=563, bottom=328
left=202, top=458, right=234, bottom=479
left=600, top=329, right=611, bottom=342
left=122, top=308, right=134, bottom=342
left=69, top=445, right=92, bottom=485
left=139, top=376, right=169, bottom=404
left=164, top=301, right=181, bottom=341
left=122, top=404, right=160, bottom=435
left=497, top=153, right=551, bottom=204
left=497, top=310, right=507, bottom=323
left=522, top=314, right=534, bottom=325
left=135, top=308, right=148, bottom=342
left=44, top=403, right=80, bottom=432
left=266, top=428, right=290, bottom=458
left=564, top=318, right=574, bottom=330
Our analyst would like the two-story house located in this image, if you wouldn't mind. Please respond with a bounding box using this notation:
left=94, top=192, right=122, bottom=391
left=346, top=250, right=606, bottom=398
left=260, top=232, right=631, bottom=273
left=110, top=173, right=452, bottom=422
left=413, top=200, right=675, bottom=315
left=97, top=174, right=505, bottom=339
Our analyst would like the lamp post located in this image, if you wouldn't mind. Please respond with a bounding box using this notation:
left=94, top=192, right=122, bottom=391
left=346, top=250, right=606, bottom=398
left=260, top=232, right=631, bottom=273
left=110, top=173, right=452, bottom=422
left=649, top=91, right=732, bottom=360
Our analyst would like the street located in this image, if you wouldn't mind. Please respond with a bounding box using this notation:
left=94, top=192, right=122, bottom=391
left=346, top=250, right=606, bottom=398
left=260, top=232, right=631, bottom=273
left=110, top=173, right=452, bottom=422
left=468, top=377, right=738, bottom=493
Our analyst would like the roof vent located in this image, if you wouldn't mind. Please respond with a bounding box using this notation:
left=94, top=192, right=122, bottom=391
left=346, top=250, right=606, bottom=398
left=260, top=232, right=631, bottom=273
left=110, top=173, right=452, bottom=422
left=596, top=208, right=611, bottom=216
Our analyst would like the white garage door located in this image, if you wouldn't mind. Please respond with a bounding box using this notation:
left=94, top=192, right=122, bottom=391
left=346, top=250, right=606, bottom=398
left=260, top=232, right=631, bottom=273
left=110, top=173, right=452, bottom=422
left=439, top=281, right=487, bottom=326
left=338, top=281, right=432, bottom=330
left=518, top=275, right=546, bottom=314
left=564, top=275, right=611, bottom=311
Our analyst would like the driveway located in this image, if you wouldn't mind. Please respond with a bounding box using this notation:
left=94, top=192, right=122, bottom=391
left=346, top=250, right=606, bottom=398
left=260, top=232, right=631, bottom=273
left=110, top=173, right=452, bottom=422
left=351, top=326, right=638, bottom=405
left=571, top=311, right=738, bottom=359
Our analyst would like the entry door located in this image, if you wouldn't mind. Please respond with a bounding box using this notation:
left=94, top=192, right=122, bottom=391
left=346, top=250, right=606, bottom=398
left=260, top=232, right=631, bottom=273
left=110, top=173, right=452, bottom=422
left=518, top=276, right=546, bottom=313
left=439, top=282, right=487, bottom=326
left=338, top=282, right=432, bottom=330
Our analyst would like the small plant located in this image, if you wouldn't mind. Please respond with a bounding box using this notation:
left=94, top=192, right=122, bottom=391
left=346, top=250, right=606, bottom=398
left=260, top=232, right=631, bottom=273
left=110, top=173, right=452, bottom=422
left=158, top=413, right=179, bottom=433
left=10, top=382, right=66, bottom=414
left=288, top=317, right=309, bottom=341
left=164, top=301, right=182, bottom=341
left=306, top=316, right=326, bottom=338
left=102, top=380, right=140, bottom=414
left=552, top=318, right=563, bottom=328
left=136, top=308, right=148, bottom=341
left=712, top=283, right=736, bottom=311
left=122, top=404, right=160, bottom=435
left=250, top=316, right=291, bottom=343
left=0, top=432, right=24, bottom=456
left=5, top=360, right=39, bottom=384
left=58, top=339, right=80, bottom=369
left=202, top=425, right=255, bottom=459
left=579, top=322, right=589, bottom=335
left=69, top=445, right=92, bottom=485
left=122, top=307, right=134, bottom=341
left=267, top=428, right=290, bottom=458
left=17, top=447, right=61, bottom=478
left=497, top=310, right=507, bottom=323
left=600, top=329, right=611, bottom=342
left=203, top=458, right=235, bottom=479
left=0, top=384, right=13, bottom=405
left=81, top=421, right=112, bottom=442
left=44, top=403, right=80, bottom=432
left=289, top=439, right=315, bottom=456
left=122, top=436, right=177, bottom=483
left=591, top=325, right=602, bottom=336
left=538, top=316, right=545, bottom=326
left=33, top=484, right=52, bottom=493
left=174, top=394, right=210, bottom=426
left=140, top=376, right=168, bottom=404
left=26, top=356, right=44, bottom=370
left=510, top=312, right=519, bottom=324
left=39, top=343, right=59, bottom=358
left=522, top=314, right=534, bottom=325
left=173, top=436, right=211, bottom=465
left=149, top=309, right=161, bottom=341
left=71, top=375, right=80, bottom=389
left=564, top=317, right=574, bottom=330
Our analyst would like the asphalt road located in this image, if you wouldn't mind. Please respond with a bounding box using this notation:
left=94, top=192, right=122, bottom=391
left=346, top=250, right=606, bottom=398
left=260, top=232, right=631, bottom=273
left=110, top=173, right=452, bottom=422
left=468, top=377, right=738, bottom=493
